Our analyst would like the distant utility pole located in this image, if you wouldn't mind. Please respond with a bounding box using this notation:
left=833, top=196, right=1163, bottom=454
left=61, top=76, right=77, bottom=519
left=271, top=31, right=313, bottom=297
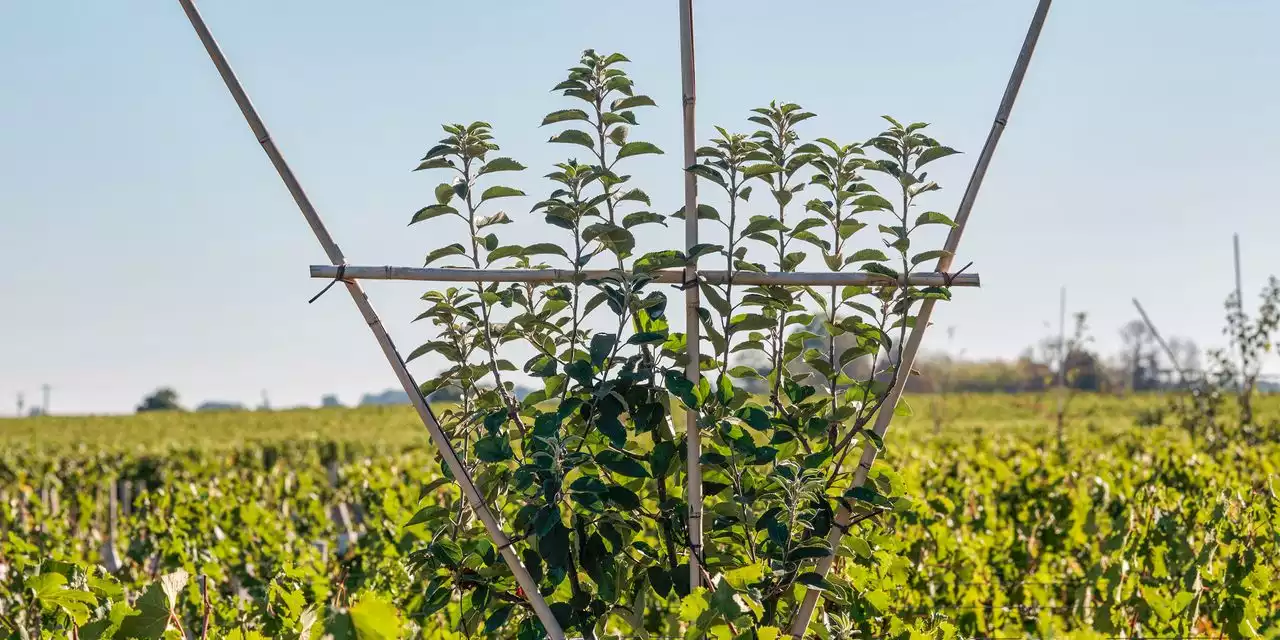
left=41, top=384, right=50, bottom=415
left=1233, top=233, right=1246, bottom=392
left=1056, top=287, right=1067, bottom=391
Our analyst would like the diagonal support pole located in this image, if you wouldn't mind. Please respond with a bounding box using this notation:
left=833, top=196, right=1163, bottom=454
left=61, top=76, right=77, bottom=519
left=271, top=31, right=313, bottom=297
left=677, top=0, right=704, bottom=595
left=787, top=0, right=1054, bottom=636
left=173, top=1, right=566, bottom=636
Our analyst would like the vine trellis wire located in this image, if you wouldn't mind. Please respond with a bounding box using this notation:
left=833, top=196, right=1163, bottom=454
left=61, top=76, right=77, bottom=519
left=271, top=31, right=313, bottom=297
left=175, top=0, right=1052, bottom=637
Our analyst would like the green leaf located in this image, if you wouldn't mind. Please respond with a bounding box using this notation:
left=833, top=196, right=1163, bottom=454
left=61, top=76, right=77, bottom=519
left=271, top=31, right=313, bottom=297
left=634, top=250, right=685, bottom=272
left=616, top=141, right=664, bottom=159
left=849, top=248, right=889, bottom=262
left=523, top=243, right=569, bottom=259
left=650, top=441, right=677, bottom=478
left=350, top=593, right=402, bottom=639
left=424, top=243, right=466, bottom=266
left=723, top=562, right=767, bottom=590
left=861, top=428, right=885, bottom=450
left=117, top=583, right=172, bottom=640
left=405, top=505, right=446, bottom=528
left=413, top=157, right=453, bottom=171
left=861, top=262, right=899, bottom=279
left=671, top=203, right=721, bottom=221
left=788, top=544, right=833, bottom=562
left=916, top=146, right=960, bottom=167
left=583, top=223, right=636, bottom=256
left=894, top=397, right=912, bottom=417
left=623, top=211, right=667, bottom=228
left=433, top=183, right=454, bottom=206
left=612, top=95, right=657, bottom=110
left=590, top=333, right=617, bottom=367
left=741, top=216, right=787, bottom=237
left=849, top=536, right=873, bottom=559
left=409, top=205, right=458, bottom=225
left=486, top=605, right=515, bottom=633
left=480, top=185, right=525, bottom=203
left=863, top=589, right=890, bottom=612
left=541, top=109, right=590, bottom=126
left=487, top=245, right=523, bottom=262
left=679, top=589, right=710, bottom=622
left=430, top=539, right=464, bottom=567
left=548, top=129, right=596, bottom=148
left=854, top=194, right=893, bottom=211
left=475, top=435, right=514, bottom=462
left=795, top=572, right=834, bottom=592
left=915, top=211, right=957, bottom=227
left=737, top=406, right=771, bottom=431
left=596, top=450, right=649, bottom=478
left=421, top=143, right=455, bottom=160
left=743, top=163, right=784, bottom=178
left=477, top=157, right=526, bottom=176
left=569, top=476, right=608, bottom=494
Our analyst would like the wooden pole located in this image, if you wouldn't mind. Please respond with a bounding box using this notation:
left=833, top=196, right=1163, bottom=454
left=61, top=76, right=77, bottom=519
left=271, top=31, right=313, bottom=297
left=1233, top=233, right=1246, bottom=391
left=677, top=0, right=703, bottom=595
left=309, top=265, right=981, bottom=288
left=173, top=2, right=564, bottom=636
left=1056, top=287, right=1066, bottom=411
left=787, top=0, right=1054, bottom=635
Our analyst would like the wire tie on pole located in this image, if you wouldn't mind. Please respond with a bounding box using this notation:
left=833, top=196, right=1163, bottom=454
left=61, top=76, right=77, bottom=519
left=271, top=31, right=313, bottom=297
left=309, top=264, right=352, bottom=304
left=942, top=261, right=975, bottom=287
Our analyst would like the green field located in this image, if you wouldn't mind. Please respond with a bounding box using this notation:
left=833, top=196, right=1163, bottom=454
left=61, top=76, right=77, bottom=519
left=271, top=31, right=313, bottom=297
left=2, top=394, right=1278, bottom=638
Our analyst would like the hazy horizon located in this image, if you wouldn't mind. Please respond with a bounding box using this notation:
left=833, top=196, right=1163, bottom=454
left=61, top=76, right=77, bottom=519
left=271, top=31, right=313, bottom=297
left=4, top=1, right=1280, bottom=415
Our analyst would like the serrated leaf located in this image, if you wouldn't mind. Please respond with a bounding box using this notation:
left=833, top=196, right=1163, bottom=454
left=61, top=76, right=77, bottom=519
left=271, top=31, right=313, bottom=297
left=350, top=593, right=402, bottom=639
left=413, top=157, right=453, bottom=172
left=424, top=243, right=466, bottom=266
left=617, top=141, right=664, bottom=159
left=849, top=248, right=889, bottom=262
left=410, top=205, right=458, bottom=225
left=915, top=211, right=957, bottom=227
left=743, top=163, right=784, bottom=178
left=548, top=129, right=596, bottom=148
left=854, top=194, right=893, bottom=210
left=480, top=185, right=525, bottom=203
left=596, top=450, right=649, bottom=478
left=523, top=243, right=569, bottom=259
left=612, top=95, right=657, bottom=110
left=623, top=211, right=666, bottom=228
left=477, top=157, right=526, bottom=176
left=795, top=573, right=834, bottom=592
left=541, top=109, right=590, bottom=126
left=916, top=146, right=960, bottom=167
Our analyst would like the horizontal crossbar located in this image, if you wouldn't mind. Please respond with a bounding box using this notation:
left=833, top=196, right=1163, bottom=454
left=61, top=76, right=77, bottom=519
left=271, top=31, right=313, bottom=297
left=310, top=265, right=981, bottom=287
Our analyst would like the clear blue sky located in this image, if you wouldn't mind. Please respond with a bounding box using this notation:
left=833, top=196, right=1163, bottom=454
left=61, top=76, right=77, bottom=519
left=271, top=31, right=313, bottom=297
left=3, top=1, right=1278, bottom=415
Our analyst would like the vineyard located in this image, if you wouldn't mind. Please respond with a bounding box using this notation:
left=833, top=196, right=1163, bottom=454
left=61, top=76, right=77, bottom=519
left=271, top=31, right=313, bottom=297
left=5, top=1, right=1279, bottom=638
left=2, top=395, right=1277, bottom=638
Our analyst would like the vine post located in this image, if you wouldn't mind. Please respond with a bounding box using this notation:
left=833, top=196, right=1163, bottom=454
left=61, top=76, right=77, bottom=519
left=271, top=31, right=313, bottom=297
left=677, top=0, right=704, bottom=596
left=173, top=1, right=567, bottom=636
left=787, top=0, right=1055, bottom=634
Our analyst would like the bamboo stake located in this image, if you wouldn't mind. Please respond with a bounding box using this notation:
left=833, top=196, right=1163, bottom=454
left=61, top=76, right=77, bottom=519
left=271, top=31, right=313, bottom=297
left=173, top=2, right=565, bottom=636
left=787, top=0, right=1054, bottom=635
left=678, top=0, right=703, bottom=594
left=310, top=265, right=981, bottom=288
